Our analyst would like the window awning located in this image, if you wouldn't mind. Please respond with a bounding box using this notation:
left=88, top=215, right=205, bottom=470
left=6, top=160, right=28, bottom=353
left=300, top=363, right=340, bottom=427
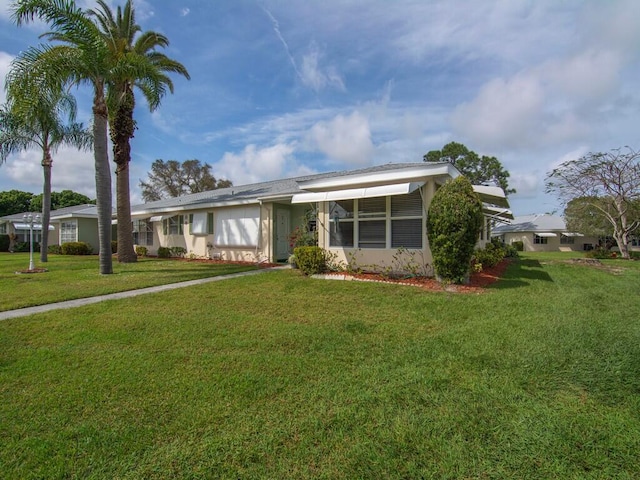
left=483, top=206, right=514, bottom=221
left=472, top=185, right=509, bottom=208
left=149, top=215, right=166, bottom=222
left=563, top=232, right=584, bottom=237
left=291, top=182, right=424, bottom=204
left=536, top=232, right=557, bottom=237
left=12, top=223, right=55, bottom=230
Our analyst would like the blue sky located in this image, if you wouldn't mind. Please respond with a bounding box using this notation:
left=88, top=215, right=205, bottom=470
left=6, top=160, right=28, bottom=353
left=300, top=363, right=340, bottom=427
left=1, top=0, right=639, bottom=216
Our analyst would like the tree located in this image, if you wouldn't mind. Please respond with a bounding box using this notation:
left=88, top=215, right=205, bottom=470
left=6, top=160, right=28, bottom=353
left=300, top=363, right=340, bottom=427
left=89, top=0, right=190, bottom=263
left=424, top=141, right=515, bottom=195
left=546, top=147, right=640, bottom=259
left=0, top=190, right=34, bottom=217
left=30, top=190, right=94, bottom=211
left=426, top=176, right=484, bottom=284
left=11, top=0, right=124, bottom=273
left=1, top=91, right=91, bottom=262
left=140, top=159, right=232, bottom=202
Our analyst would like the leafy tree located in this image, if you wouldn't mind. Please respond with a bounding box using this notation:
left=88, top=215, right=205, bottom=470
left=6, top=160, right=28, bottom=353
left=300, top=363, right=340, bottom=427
left=426, top=176, right=484, bottom=284
left=0, top=190, right=34, bottom=217
left=1, top=88, right=91, bottom=262
left=89, top=0, right=190, bottom=263
left=140, top=159, right=232, bottom=202
left=546, top=147, right=640, bottom=259
left=424, top=141, right=515, bottom=195
left=30, top=190, right=94, bottom=211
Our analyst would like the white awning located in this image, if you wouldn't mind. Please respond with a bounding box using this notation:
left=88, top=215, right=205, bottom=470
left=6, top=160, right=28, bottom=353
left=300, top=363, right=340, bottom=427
left=291, top=182, right=424, bottom=204
left=12, top=223, right=55, bottom=230
left=483, top=206, right=514, bottom=221
left=472, top=185, right=510, bottom=208
left=563, top=232, right=584, bottom=237
left=536, top=232, right=557, bottom=237
left=149, top=215, right=166, bottom=222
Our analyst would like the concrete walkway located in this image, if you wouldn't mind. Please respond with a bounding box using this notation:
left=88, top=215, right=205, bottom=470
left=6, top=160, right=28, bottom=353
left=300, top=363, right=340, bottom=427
left=0, top=266, right=287, bottom=321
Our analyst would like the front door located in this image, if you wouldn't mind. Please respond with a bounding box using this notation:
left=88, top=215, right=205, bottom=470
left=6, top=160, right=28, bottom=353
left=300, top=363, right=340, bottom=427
left=275, top=210, right=291, bottom=261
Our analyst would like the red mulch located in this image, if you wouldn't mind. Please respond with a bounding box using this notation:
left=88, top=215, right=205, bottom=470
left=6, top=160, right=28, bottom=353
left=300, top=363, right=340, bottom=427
left=335, top=259, right=512, bottom=294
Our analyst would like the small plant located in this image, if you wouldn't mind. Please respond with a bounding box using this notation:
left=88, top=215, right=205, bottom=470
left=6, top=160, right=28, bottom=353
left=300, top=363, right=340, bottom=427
left=170, top=246, right=187, bottom=257
left=135, top=246, right=148, bottom=257
left=12, top=241, right=40, bottom=253
left=111, top=240, right=117, bottom=253
left=585, top=247, right=615, bottom=259
left=293, top=246, right=327, bottom=275
left=48, top=244, right=62, bottom=254
left=512, top=240, right=524, bottom=252
left=157, top=247, right=171, bottom=258
left=60, top=242, right=92, bottom=255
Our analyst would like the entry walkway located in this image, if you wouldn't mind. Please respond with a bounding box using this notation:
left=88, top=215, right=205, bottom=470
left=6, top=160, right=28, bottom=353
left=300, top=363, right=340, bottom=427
left=1, top=267, right=287, bottom=321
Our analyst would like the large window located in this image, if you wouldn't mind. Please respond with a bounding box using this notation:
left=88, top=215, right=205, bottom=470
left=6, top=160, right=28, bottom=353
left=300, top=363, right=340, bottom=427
left=0, top=223, right=6, bottom=234
left=534, top=234, right=548, bottom=245
left=560, top=234, right=575, bottom=245
left=60, top=221, right=77, bottom=244
left=133, top=219, right=153, bottom=246
left=329, top=190, right=423, bottom=249
left=163, top=215, right=184, bottom=235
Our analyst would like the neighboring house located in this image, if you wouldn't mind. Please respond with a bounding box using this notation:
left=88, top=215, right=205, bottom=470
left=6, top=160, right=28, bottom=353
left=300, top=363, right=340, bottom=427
left=491, top=213, right=600, bottom=252
left=129, top=162, right=511, bottom=271
left=0, top=204, right=111, bottom=253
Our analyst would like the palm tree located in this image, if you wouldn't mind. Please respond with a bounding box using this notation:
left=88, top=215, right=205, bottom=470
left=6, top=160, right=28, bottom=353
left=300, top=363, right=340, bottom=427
left=89, top=0, right=190, bottom=263
left=0, top=87, right=92, bottom=263
left=10, top=0, right=117, bottom=274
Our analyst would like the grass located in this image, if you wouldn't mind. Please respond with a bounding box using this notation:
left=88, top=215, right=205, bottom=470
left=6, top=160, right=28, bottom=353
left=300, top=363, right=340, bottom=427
left=0, top=253, right=259, bottom=311
left=1, top=252, right=640, bottom=478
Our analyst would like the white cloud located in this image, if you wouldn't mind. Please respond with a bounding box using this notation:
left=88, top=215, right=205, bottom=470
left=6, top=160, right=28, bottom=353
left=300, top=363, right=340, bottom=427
left=213, top=143, right=298, bottom=185
left=181, top=8, right=190, bottom=17
left=0, top=51, right=13, bottom=104
left=509, top=172, right=539, bottom=198
left=309, top=111, right=374, bottom=165
left=300, top=44, right=345, bottom=92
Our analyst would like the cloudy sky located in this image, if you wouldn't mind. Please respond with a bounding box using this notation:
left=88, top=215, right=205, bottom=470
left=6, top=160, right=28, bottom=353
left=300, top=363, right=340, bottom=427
left=1, top=0, right=639, bottom=215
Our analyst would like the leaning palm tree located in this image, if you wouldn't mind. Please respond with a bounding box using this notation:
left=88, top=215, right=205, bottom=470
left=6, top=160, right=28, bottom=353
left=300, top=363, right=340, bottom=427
left=10, top=0, right=117, bottom=274
left=0, top=88, right=92, bottom=263
left=89, top=0, right=190, bottom=263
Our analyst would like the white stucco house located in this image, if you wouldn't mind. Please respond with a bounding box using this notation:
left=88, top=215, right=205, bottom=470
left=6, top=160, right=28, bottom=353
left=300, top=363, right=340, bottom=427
left=128, top=162, right=511, bottom=272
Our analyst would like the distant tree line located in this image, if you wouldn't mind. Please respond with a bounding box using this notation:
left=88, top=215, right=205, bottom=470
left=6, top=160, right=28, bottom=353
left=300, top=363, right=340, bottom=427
left=0, top=189, right=94, bottom=217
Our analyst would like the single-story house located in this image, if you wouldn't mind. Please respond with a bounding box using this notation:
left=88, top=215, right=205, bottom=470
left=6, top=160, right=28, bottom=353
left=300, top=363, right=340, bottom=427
left=491, top=213, right=600, bottom=252
left=0, top=204, right=110, bottom=252
left=129, top=162, right=511, bottom=273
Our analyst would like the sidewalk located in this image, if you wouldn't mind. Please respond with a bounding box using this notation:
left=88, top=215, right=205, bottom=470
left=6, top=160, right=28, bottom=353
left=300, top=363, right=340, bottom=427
left=0, top=267, right=287, bottom=321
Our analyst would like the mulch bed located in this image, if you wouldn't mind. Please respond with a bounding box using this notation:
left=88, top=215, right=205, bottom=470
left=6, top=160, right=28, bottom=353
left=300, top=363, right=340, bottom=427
left=325, top=259, right=512, bottom=294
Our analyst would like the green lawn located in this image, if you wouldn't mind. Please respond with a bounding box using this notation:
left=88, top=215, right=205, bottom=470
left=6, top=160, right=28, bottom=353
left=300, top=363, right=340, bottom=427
left=0, top=253, right=258, bottom=311
left=1, top=253, right=639, bottom=479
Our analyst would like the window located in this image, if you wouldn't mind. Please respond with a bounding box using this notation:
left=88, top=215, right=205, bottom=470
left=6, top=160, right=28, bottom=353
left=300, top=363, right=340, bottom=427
left=132, top=219, right=153, bottom=246
left=560, top=234, right=575, bottom=245
left=534, top=234, right=548, bottom=245
left=60, top=221, right=77, bottom=244
left=0, top=223, right=6, bottom=234
left=329, top=190, right=423, bottom=249
left=330, top=200, right=354, bottom=247
left=214, top=206, right=259, bottom=247
left=189, top=212, right=214, bottom=235
left=163, top=215, right=184, bottom=235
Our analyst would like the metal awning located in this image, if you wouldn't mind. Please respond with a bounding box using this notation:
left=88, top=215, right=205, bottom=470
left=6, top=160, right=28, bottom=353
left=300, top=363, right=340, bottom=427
left=149, top=215, right=167, bottom=222
left=563, top=232, right=584, bottom=237
left=12, top=223, right=55, bottom=230
left=472, top=185, right=509, bottom=208
left=536, top=232, right=558, bottom=237
left=291, top=182, right=424, bottom=204
left=483, top=206, right=514, bottom=221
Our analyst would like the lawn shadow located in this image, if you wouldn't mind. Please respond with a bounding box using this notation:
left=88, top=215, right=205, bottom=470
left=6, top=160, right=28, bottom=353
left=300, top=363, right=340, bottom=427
left=490, top=258, right=554, bottom=290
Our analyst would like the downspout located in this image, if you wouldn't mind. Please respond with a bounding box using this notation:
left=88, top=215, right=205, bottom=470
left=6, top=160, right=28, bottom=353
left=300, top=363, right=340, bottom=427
left=257, top=200, right=263, bottom=263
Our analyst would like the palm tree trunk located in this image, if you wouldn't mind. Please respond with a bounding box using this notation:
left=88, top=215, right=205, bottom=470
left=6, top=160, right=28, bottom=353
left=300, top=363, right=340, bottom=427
left=93, top=85, right=113, bottom=274
left=40, top=149, right=52, bottom=263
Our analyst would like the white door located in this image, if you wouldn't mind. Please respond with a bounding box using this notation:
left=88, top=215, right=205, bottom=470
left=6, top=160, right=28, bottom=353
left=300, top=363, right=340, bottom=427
left=276, top=210, right=290, bottom=261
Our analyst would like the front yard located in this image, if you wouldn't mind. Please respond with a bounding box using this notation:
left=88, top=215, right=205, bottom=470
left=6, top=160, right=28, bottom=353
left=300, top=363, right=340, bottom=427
left=1, top=253, right=639, bottom=478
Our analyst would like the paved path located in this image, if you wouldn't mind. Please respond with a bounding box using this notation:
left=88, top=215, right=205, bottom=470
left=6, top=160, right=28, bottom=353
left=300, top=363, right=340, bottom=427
left=0, top=267, right=287, bottom=321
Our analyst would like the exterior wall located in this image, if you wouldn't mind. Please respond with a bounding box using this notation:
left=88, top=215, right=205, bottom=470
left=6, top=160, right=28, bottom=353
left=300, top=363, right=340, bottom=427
left=501, top=232, right=600, bottom=252
left=76, top=218, right=101, bottom=253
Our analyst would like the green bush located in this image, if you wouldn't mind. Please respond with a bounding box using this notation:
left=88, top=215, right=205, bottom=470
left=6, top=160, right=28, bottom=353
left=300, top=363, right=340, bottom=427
left=512, top=240, right=524, bottom=252
left=47, top=244, right=62, bottom=254
left=170, top=246, right=187, bottom=257
left=60, top=242, right=92, bottom=255
left=426, top=176, right=484, bottom=284
left=473, top=242, right=506, bottom=269
left=503, top=244, right=519, bottom=258
left=157, top=247, right=171, bottom=258
left=13, top=241, right=40, bottom=253
left=111, top=240, right=117, bottom=253
left=585, top=247, right=614, bottom=259
left=135, top=246, right=148, bottom=257
left=0, top=234, right=9, bottom=252
left=294, top=246, right=327, bottom=275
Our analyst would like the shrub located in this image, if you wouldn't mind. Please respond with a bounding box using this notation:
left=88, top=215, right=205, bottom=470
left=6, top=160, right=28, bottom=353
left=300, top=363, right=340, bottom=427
left=48, top=244, right=62, bottom=254
left=294, top=246, right=327, bottom=275
left=170, top=246, right=187, bottom=257
left=0, top=234, right=9, bottom=252
left=426, top=176, right=484, bottom=284
left=135, top=246, right=148, bottom=257
left=157, top=247, right=171, bottom=258
left=13, top=241, right=40, bottom=253
left=473, top=242, right=505, bottom=269
left=512, top=240, right=524, bottom=252
left=503, top=244, right=519, bottom=258
left=586, top=247, right=614, bottom=259
left=60, top=242, right=92, bottom=255
left=111, top=240, right=117, bottom=253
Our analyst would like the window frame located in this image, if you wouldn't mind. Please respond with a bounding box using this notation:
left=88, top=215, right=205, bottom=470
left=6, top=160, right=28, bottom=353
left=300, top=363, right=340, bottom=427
left=60, top=220, right=77, bottom=244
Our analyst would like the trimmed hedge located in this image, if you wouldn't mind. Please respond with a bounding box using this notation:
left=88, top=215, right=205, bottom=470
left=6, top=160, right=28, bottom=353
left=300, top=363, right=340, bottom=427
left=135, top=246, right=148, bottom=257
left=60, top=242, right=93, bottom=255
left=157, top=247, right=171, bottom=258
left=0, top=234, right=9, bottom=252
left=294, top=246, right=327, bottom=275
left=427, top=176, right=484, bottom=283
left=48, top=244, right=62, bottom=254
